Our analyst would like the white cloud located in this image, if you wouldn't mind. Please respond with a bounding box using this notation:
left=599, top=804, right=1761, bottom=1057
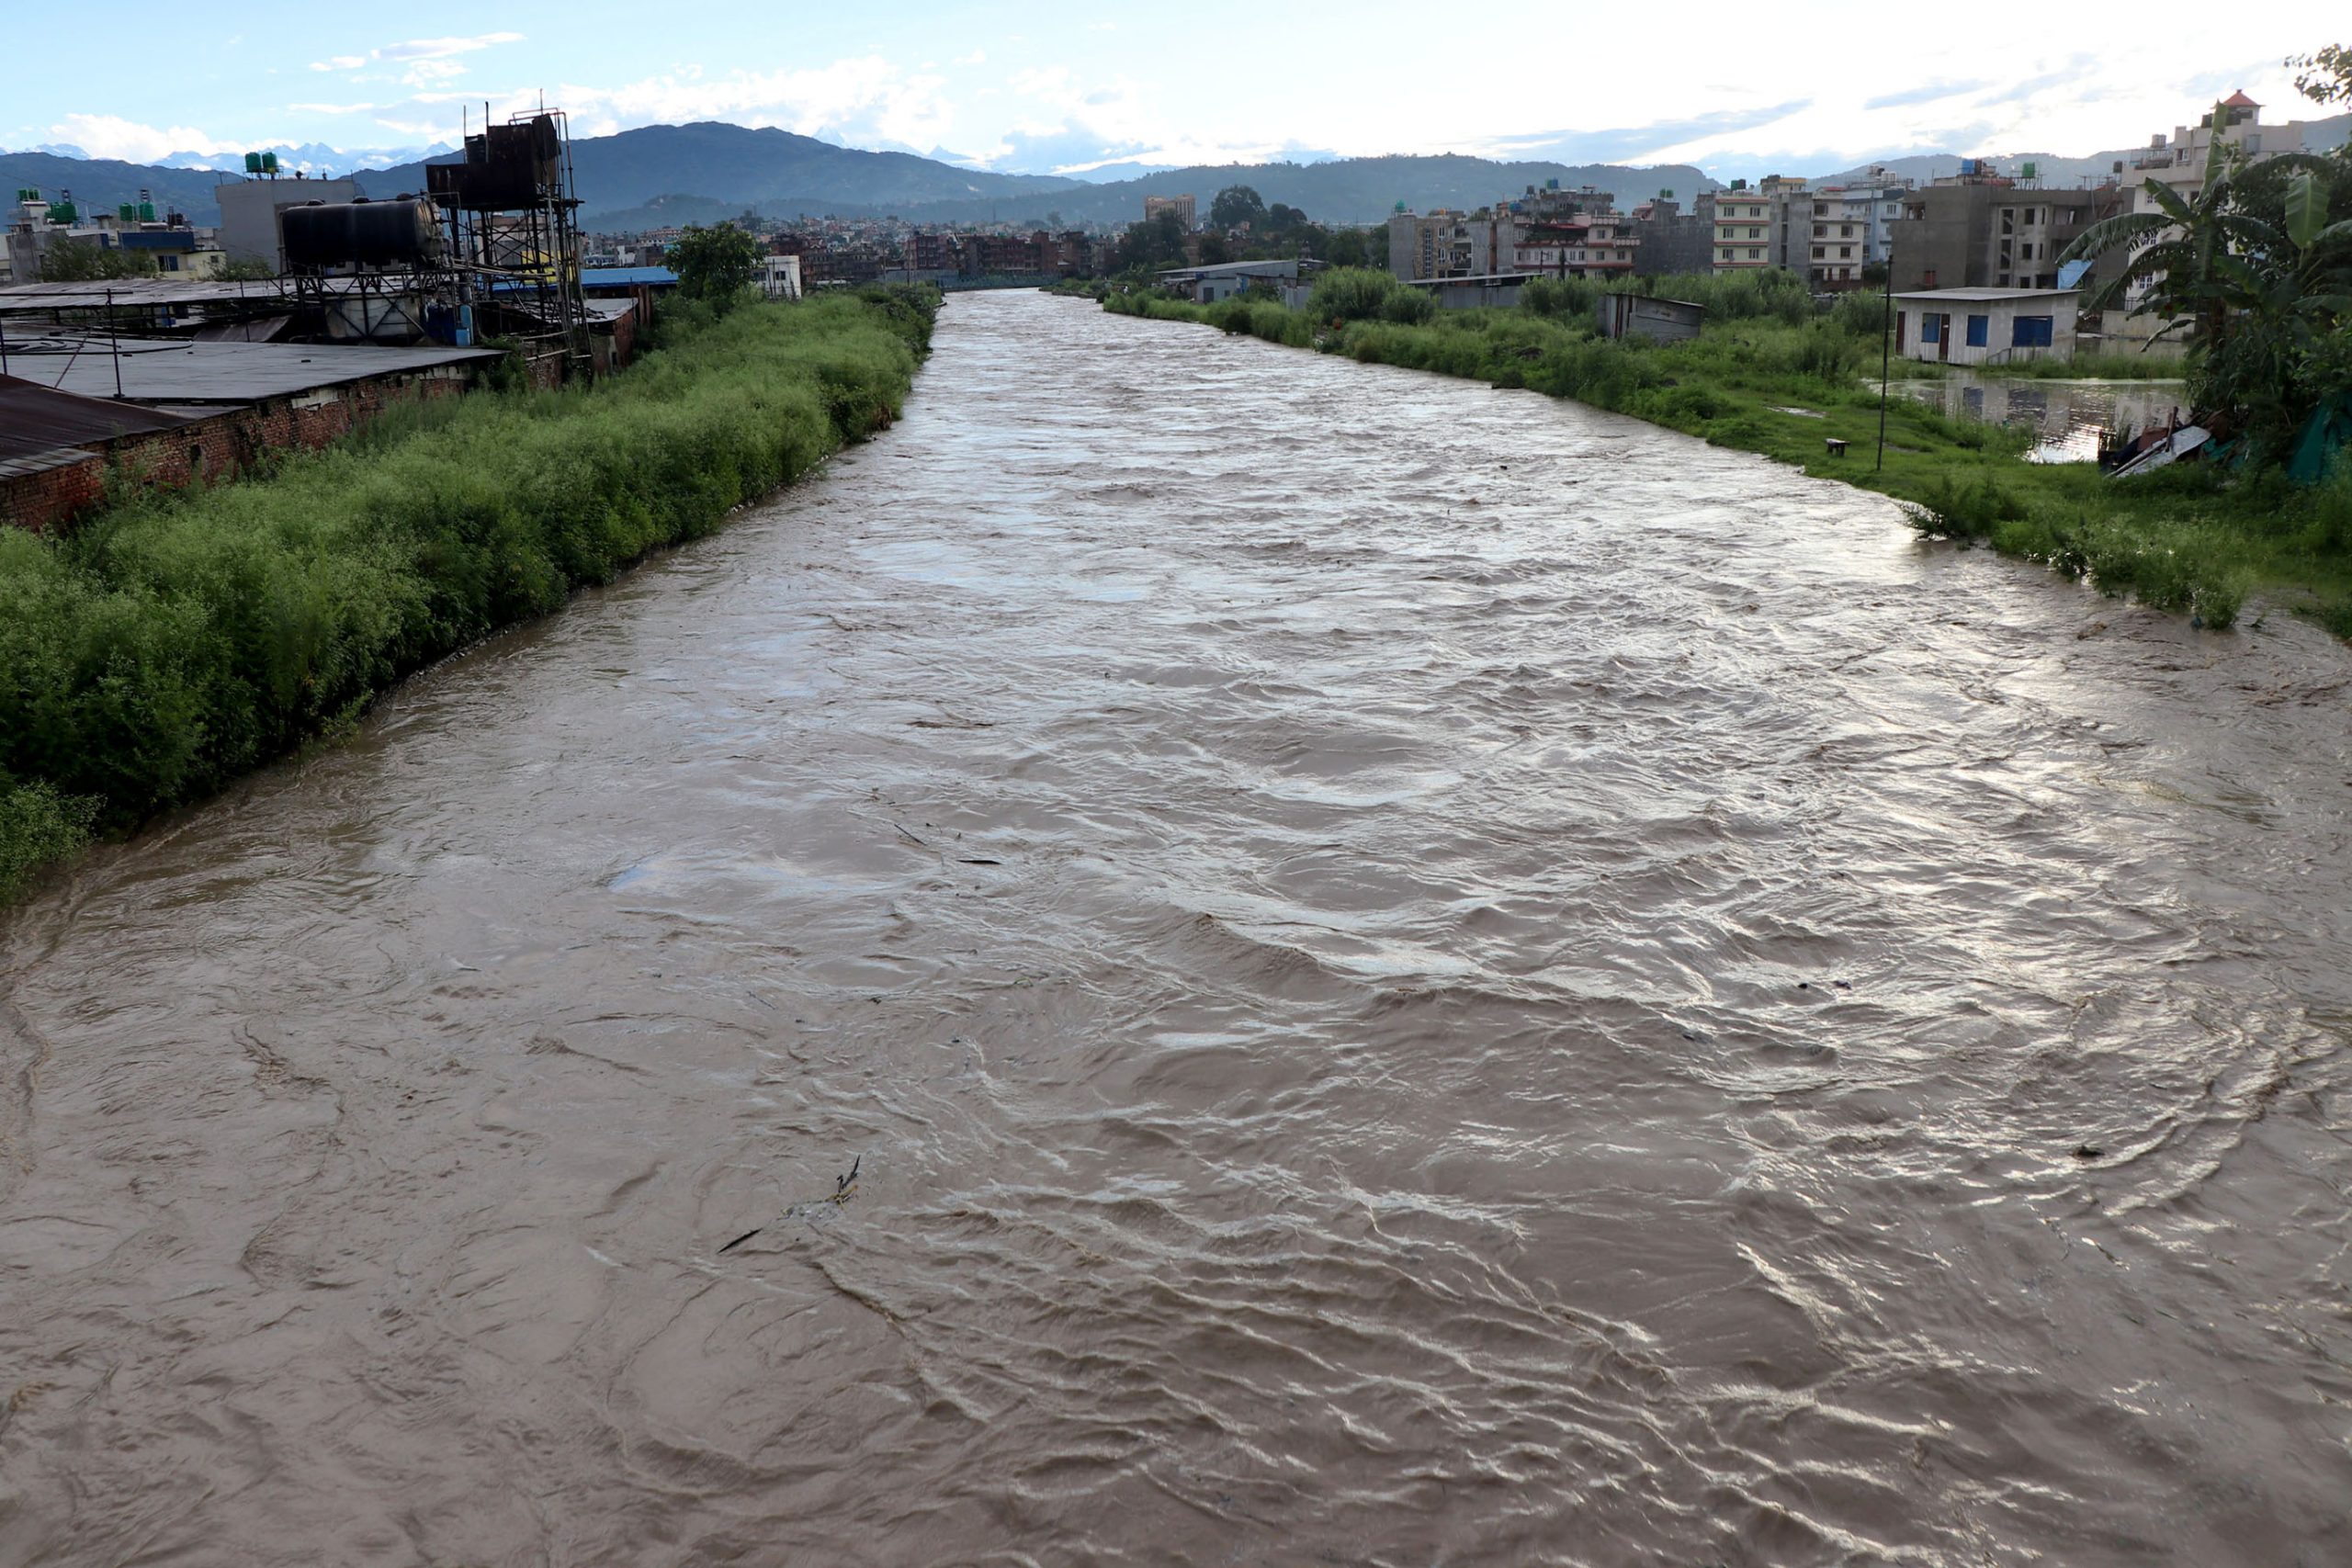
left=953, top=50, right=987, bottom=66
left=287, top=101, right=379, bottom=116
left=309, top=32, right=524, bottom=76
left=43, top=113, right=237, bottom=163
left=546, top=56, right=957, bottom=152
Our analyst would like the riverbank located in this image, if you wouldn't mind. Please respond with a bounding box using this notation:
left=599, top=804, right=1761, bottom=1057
left=0, top=286, right=940, bottom=901
left=1096, top=282, right=2352, bottom=639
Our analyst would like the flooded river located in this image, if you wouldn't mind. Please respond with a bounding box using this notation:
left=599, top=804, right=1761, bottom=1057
left=4, top=290, right=2350, bottom=1566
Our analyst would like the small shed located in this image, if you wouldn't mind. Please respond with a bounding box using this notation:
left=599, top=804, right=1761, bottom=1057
left=1403, top=273, right=1534, bottom=310
left=1159, top=259, right=1306, bottom=303
left=1595, top=293, right=1705, bottom=343
left=1894, top=288, right=2079, bottom=367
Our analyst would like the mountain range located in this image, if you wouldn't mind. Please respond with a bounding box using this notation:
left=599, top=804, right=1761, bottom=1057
left=3, top=123, right=1714, bottom=233
left=9, top=114, right=2349, bottom=240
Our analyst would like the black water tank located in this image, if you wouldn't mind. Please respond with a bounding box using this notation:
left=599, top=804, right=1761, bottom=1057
left=280, top=197, right=440, bottom=269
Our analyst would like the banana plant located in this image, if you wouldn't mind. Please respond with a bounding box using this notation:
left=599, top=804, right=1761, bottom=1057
left=2059, top=136, right=2284, bottom=351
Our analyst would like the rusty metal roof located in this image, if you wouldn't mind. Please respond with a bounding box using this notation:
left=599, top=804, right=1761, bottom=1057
left=0, top=374, right=195, bottom=464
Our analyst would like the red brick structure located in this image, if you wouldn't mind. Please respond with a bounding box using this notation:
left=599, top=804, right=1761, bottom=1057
left=1, top=357, right=480, bottom=535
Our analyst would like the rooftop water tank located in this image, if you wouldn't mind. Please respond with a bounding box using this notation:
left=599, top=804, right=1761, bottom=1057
left=279, top=197, right=443, bottom=270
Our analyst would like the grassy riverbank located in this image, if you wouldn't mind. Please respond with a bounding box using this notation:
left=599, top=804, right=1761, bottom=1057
left=1097, top=273, right=2352, bottom=638
left=0, top=286, right=940, bottom=902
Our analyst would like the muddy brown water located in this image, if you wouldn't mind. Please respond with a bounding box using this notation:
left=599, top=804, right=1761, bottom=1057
left=3, top=291, right=2350, bottom=1567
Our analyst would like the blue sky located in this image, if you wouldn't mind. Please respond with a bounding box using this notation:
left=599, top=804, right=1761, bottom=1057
left=5, top=2, right=2340, bottom=178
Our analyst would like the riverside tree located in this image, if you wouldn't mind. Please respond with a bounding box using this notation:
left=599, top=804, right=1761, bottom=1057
left=2063, top=74, right=2352, bottom=461
left=1209, top=185, right=1269, bottom=232
left=670, top=222, right=763, bottom=309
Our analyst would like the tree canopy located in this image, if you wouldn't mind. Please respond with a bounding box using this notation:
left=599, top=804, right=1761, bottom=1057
left=1209, top=186, right=1269, bottom=231
left=38, top=240, right=154, bottom=282
left=668, top=223, right=763, bottom=309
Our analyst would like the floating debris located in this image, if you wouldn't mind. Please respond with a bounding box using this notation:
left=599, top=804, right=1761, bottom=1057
left=718, top=1156, right=863, bottom=1256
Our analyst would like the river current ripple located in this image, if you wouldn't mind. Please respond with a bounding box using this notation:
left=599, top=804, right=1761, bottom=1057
left=4, top=291, right=2350, bottom=1566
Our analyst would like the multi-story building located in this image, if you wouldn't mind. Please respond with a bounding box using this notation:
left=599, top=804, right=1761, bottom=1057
left=5, top=188, right=222, bottom=283
left=1887, top=167, right=2120, bottom=294
left=1628, top=192, right=1715, bottom=276
left=1712, top=182, right=1773, bottom=273
left=1386, top=208, right=1517, bottom=281
left=1143, top=194, right=1196, bottom=231
left=907, top=231, right=957, bottom=271
left=1801, top=170, right=1912, bottom=289
left=1512, top=211, right=1637, bottom=277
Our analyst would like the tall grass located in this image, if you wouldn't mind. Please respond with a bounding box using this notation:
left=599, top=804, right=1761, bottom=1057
left=0, top=287, right=940, bottom=901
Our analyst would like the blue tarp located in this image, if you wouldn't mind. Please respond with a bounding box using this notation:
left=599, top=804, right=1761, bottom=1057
left=2287, top=390, right=2352, bottom=485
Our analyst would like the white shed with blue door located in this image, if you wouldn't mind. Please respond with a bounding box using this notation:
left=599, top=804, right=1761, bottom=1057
left=1893, top=288, right=2079, bottom=367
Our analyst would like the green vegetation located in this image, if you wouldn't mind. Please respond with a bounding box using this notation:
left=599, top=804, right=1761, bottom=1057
left=1105, top=188, right=1374, bottom=279
left=39, top=239, right=157, bottom=281
left=2062, top=75, right=2352, bottom=463
left=0, top=285, right=940, bottom=903
left=667, top=221, right=764, bottom=308
left=1098, top=268, right=2352, bottom=637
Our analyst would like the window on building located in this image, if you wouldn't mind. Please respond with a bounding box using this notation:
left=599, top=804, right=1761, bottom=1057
left=1920, top=313, right=1941, bottom=343
left=1922, top=268, right=1938, bottom=288
left=1747, top=227, right=1761, bottom=239
left=1839, top=247, right=1851, bottom=258
left=1839, top=224, right=1852, bottom=237
left=1812, top=245, right=1825, bottom=258
left=2011, top=315, right=2054, bottom=347
left=1747, top=247, right=1761, bottom=259
left=1965, top=314, right=1989, bottom=347
left=1814, top=223, right=1826, bottom=236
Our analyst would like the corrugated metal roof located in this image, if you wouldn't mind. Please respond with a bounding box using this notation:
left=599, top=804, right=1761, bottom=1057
left=1893, top=288, right=2079, bottom=301
left=0, top=374, right=193, bottom=463
left=1, top=335, right=503, bottom=404
left=580, top=266, right=678, bottom=287
left=0, top=276, right=299, bottom=315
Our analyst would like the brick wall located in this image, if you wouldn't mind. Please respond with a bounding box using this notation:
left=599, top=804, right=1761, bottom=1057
left=2, top=367, right=472, bottom=536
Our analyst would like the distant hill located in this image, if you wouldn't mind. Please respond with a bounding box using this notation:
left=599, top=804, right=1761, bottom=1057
left=1815, top=113, right=2350, bottom=191
left=27, top=111, right=2338, bottom=241
left=357, top=121, right=1082, bottom=224
left=0, top=151, right=245, bottom=224
left=876, top=154, right=1723, bottom=229
left=2, top=133, right=1721, bottom=235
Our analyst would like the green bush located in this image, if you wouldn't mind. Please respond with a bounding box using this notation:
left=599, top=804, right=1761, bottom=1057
left=1901, top=473, right=2030, bottom=542
left=1306, top=266, right=1406, bottom=323
left=1520, top=276, right=1597, bottom=321
left=0, top=291, right=936, bottom=899
left=1377, top=287, right=1438, bottom=325
left=1830, top=289, right=1894, bottom=339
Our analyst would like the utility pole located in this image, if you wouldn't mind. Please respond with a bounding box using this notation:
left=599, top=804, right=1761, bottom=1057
left=1876, top=242, right=1892, bottom=471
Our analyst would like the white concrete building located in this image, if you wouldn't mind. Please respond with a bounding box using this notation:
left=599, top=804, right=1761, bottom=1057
left=753, top=254, right=802, bottom=300
left=1894, top=288, right=2080, bottom=366
left=1803, top=170, right=1911, bottom=289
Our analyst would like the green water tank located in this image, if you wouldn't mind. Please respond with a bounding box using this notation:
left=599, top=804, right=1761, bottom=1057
left=261, top=151, right=279, bottom=173
left=139, top=200, right=155, bottom=221
left=244, top=152, right=263, bottom=174
left=52, top=200, right=77, bottom=222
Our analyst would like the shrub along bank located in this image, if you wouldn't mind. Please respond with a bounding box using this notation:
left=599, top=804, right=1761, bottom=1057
left=0, top=285, right=941, bottom=902
left=1099, top=269, right=2352, bottom=639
